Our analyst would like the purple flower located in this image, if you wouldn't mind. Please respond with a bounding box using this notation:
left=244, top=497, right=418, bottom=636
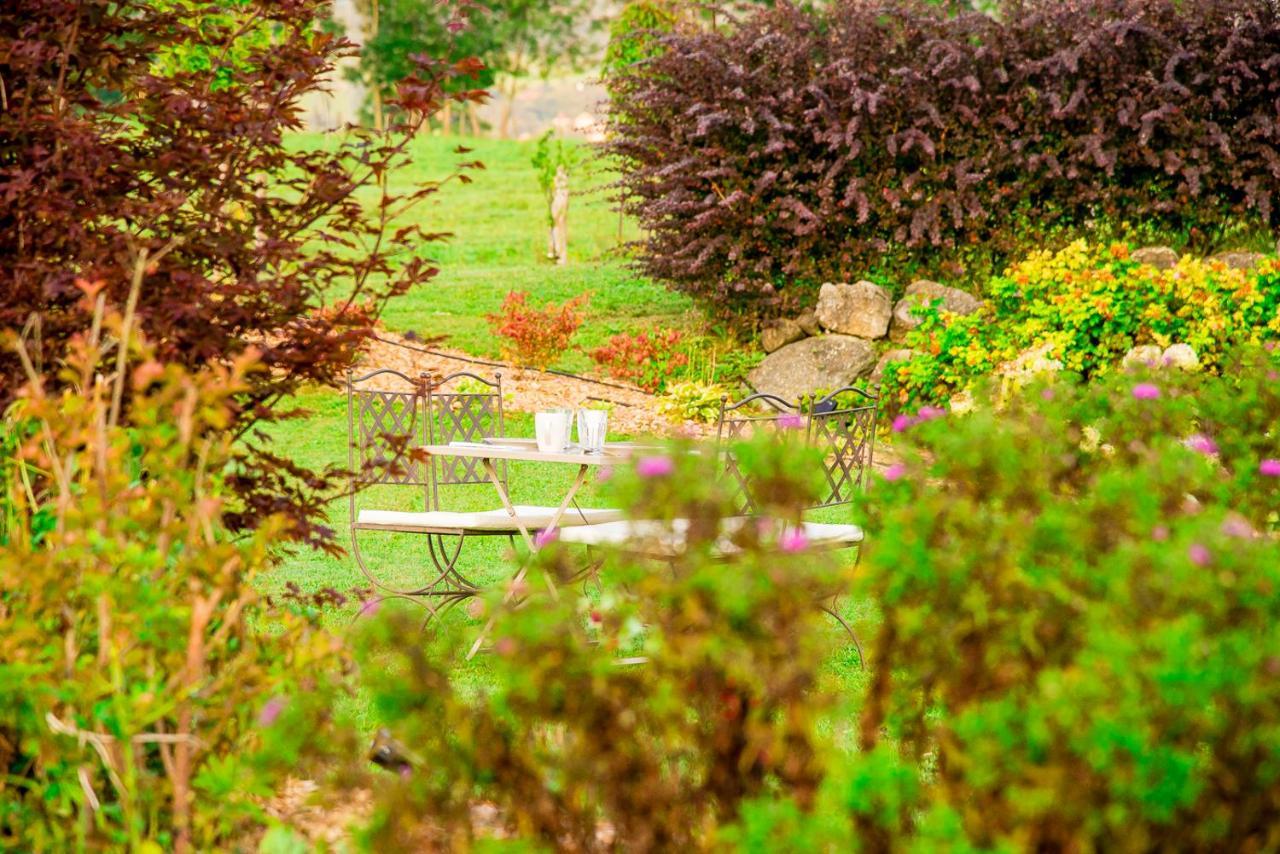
left=779, top=528, right=809, bottom=553
left=882, top=463, right=906, bottom=482
left=778, top=413, right=806, bottom=431
left=534, top=527, right=559, bottom=549
left=258, top=697, right=285, bottom=727
left=1185, top=434, right=1218, bottom=456
left=1260, top=459, right=1280, bottom=478
left=891, top=414, right=916, bottom=434
left=1132, top=383, right=1161, bottom=401
left=1188, top=543, right=1211, bottom=567
left=636, top=455, right=675, bottom=478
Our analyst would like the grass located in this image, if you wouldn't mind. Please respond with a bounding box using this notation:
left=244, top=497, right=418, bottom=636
left=293, top=133, right=695, bottom=373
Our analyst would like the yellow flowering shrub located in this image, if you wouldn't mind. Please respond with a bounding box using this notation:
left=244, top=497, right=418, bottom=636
left=883, top=241, right=1280, bottom=412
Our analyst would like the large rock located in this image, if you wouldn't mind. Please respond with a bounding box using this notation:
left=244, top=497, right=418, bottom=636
left=1122, top=344, right=1163, bottom=369
left=796, top=309, right=822, bottom=337
left=747, top=335, right=877, bottom=399
left=1162, top=343, right=1199, bottom=371
left=871, top=348, right=914, bottom=381
left=1130, top=246, right=1179, bottom=270
left=761, top=318, right=804, bottom=353
left=815, top=281, right=893, bottom=340
left=1209, top=250, right=1266, bottom=271
left=996, top=343, right=1062, bottom=379
left=890, top=280, right=983, bottom=342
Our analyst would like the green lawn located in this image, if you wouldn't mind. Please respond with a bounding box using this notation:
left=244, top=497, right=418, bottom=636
left=294, top=133, right=695, bottom=373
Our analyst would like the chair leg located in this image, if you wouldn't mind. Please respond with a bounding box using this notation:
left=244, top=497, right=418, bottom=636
left=352, top=531, right=445, bottom=598
left=819, top=597, right=865, bottom=669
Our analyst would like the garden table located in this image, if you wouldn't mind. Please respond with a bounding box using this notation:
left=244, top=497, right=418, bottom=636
left=419, top=438, right=662, bottom=659
left=418, top=438, right=657, bottom=549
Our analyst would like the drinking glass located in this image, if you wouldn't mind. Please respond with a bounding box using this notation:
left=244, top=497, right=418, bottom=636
left=535, top=411, right=570, bottom=454
left=576, top=409, right=608, bottom=454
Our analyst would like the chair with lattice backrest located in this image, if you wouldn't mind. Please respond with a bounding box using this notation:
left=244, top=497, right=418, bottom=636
left=807, top=386, right=878, bottom=508
left=349, top=369, right=624, bottom=623
left=424, top=371, right=507, bottom=509
left=714, top=392, right=806, bottom=516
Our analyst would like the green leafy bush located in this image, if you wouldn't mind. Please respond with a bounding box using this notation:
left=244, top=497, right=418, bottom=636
left=884, top=241, right=1280, bottom=412
left=322, top=435, right=850, bottom=850
left=851, top=347, right=1280, bottom=848
left=656, top=380, right=726, bottom=423
left=0, top=306, right=344, bottom=850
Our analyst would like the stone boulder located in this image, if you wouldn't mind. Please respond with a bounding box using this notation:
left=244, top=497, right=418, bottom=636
left=761, top=317, right=804, bottom=353
left=1122, top=344, right=1163, bottom=369
left=889, top=280, right=983, bottom=342
left=747, top=335, right=877, bottom=399
left=1161, top=343, right=1199, bottom=371
left=1209, top=250, right=1266, bottom=271
left=996, top=343, right=1062, bottom=380
left=871, top=348, right=914, bottom=381
left=1130, top=246, right=1179, bottom=270
left=796, top=309, right=822, bottom=337
left=815, top=281, right=893, bottom=340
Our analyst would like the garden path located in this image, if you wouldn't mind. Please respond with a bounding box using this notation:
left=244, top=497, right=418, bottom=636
left=360, top=329, right=709, bottom=438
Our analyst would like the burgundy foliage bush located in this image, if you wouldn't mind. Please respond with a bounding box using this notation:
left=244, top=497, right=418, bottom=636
left=0, top=0, right=485, bottom=549
left=608, top=0, right=1280, bottom=319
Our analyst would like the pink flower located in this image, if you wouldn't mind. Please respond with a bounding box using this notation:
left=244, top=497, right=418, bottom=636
left=917, top=405, right=947, bottom=422
left=891, top=414, right=916, bottom=433
left=597, top=466, right=615, bottom=483
left=1188, top=543, right=1211, bottom=567
left=1221, top=515, right=1256, bottom=539
left=358, top=598, right=381, bottom=618
left=778, top=413, right=806, bottom=430
left=1152, top=525, right=1170, bottom=542
left=258, top=697, right=285, bottom=727
left=882, top=463, right=906, bottom=482
left=1185, top=434, right=1218, bottom=456
left=494, top=637, right=517, bottom=657
left=534, top=527, right=559, bottom=549
left=779, top=528, right=809, bottom=553
left=1132, top=383, right=1161, bottom=400
left=1260, top=459, right=1280, bottom=478
left=637, top=456, right=675, bottom=478
left=1041, top=388, right=1055, bottom=401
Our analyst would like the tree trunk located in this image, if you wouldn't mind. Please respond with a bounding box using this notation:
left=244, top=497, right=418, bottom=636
left=498, top=77, right=519, bottom=138
left=467, top=102, right=481, bottom=136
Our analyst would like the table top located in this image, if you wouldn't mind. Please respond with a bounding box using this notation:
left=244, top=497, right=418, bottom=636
left=421, top=439, right=661, bottom=467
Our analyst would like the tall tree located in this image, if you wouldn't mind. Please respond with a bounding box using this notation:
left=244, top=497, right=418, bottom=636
left=0, top=0, right=486, bottom=549
left=357, top=0, right=599, bottom=136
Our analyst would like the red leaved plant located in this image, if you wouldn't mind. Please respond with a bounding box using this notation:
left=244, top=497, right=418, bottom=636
left=486, top=290, right=589, bottom=370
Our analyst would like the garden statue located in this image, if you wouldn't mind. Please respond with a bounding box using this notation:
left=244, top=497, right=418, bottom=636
left=548, top=165, right=570, bottom=265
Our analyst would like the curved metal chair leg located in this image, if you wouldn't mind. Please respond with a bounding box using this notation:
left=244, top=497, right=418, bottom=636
left=350, top=592, right=436, bottom=628
left=352, top=530, right=447, bottom=598
left=820, top=599, right=865, bottom=669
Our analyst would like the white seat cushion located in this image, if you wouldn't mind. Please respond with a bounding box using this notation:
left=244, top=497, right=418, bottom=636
left=356, top=505, right=625, bottom=533
left=558, top=518, right=863, bottom=552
